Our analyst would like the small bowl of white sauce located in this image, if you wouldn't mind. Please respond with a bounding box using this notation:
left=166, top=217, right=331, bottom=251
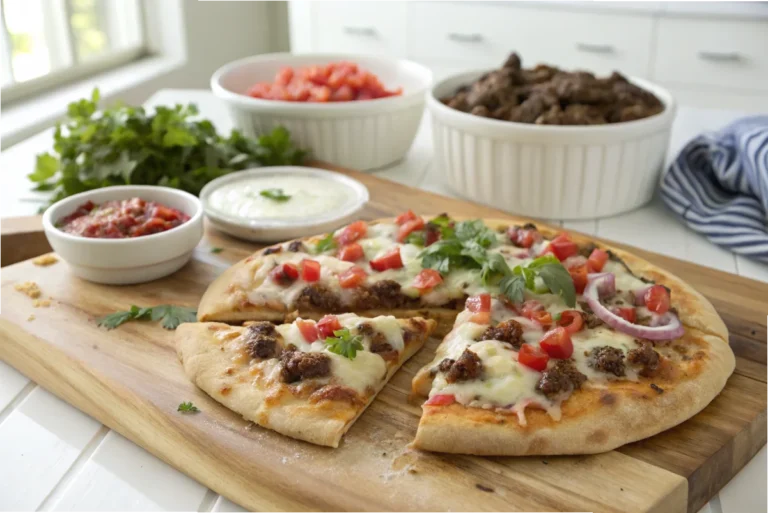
left=200, top=166, right=369, bottom=242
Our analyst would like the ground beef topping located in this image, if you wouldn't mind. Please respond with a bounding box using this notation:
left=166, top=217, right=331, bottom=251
left=280, top=351, right=331, bottom=383
left=309, top=385, right=361, bottom=405
left=295, top=283, right=344, bottom=312
left=443, top=349, right=483, bottom=384
left=287, top=240, right=305, bottom=252
left=352, top=280, right=411, bottom=310
left=262, top=246, right=281, bottom=255
left=579, top=301, right=605, bottom=329
left=536, top=359, right=587, bottom=399
left=480, top=320, right=524, bottom=349
left=244, top=322, right=280, bottom=359
left=588, top=346, right=626, bottom=376
left=627, top=342, right=661, bottom=377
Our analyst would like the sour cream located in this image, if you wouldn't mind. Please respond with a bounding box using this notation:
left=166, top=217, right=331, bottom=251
left=208, top=175, right=355, bottom=220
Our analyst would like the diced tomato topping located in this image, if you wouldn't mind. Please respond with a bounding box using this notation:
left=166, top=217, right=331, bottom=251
left=153, top=205, right=181, bottom=221
left=338, top=266, right=367, bottom=288
left=568, top=263, right=589, bottom=295
left=557, top=310, right=584, bottom=335
left=425, top=394, right=456, bottom=406
left=468, top=311, right=492, bottom=324
left=466, top=293, right=491, bottom=313
left=613, top=306, right=637, bottom=323
left=338, top=243, right=364, bottom=262
left=296, top=319, right=319, bottom=342
left=412, top=269, right=443, bottom=292
left=521, top=300, right=552, bottom=328
left=317, top=315, right=342, bottom=339
left=549, top=233, right=579, bottom=261
left=397, top=217, right=425, bottom=242
left=337, top=221, right=367, bottom=245
left=587, top=248, right=609, bottom=272
left=508, top=227, right=539, bottom=248
left=644, top=285, right=670, bottom=315
left=539, top=327, right=574, bottom=359
left=270, top=263, right=299, bottom=285
left=395, top=210, right=419, bottom=225
left=300, top=259, right=321, bottom=282
left=370, top=248, right=403, bottom=271
left=518, top=344, right=550, bottom=372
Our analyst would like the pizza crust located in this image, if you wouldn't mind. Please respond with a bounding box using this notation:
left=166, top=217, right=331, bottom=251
left=176, top=318, right=435, bottom=448
left=413, top=331, right=734, bottom=455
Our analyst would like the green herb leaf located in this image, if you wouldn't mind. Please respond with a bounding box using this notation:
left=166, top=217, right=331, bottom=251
left=210, top=247, right=223, bottom=253
left=499, top=274, right=526, bottom=303
left=527, top=254, right=560, bottom=269
left=454, top=219, right=496, bottom=247
left=325, top=328, right=364, bottom=360
left=96, top=304, right=197, bottom=330
left=259, top=188, right=291, bottom=202
left=480, top=251, right=512, bottom=286
left=313, top=233, right=337, bottom=254
left=537, top=263, right=577, bottom=307
left=177, top=401, right=200, bottom=413
left=404, top=231, right=425, bottom=247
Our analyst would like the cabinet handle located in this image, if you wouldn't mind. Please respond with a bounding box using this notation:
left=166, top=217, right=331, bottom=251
left=575, top=43, right=615, bottom=54
left=698, top=51, right=741, bottom=62
left=447, top=33, right=484, bottom=43
left=343, top=26, right=377, bottom=37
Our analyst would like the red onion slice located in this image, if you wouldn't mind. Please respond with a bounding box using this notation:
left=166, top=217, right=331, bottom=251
left=585, top=274, right=684, bottom=341
left=634, top=285, right=653, bottom=306
left=587, top=272, right=616, bottom=298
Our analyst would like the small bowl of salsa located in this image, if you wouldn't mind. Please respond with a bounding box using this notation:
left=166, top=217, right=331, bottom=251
left=42, top=186, right=203, bottom=284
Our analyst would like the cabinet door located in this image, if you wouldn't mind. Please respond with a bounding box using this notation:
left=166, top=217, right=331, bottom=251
left=311, top=1, right=407, bottom=56
left=653, top=18, right=768, bottom=92
left=407, top=2, right=654, bottom=78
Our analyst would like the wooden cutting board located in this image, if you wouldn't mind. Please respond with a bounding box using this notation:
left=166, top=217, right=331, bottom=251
left=1, top=164, right=765, bottom=513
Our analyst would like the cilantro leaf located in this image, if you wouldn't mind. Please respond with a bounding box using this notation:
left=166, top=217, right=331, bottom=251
left=96, top=304, right=196, bottom=330
left=528, top=254, right=560, bottom=269
left=499, top=274, right=526, bottom=303
left=405, top=231, right=425, bottom=247
left=454, top=219, right=496, bottom=247
left=177, top=401, right=200, bottom=413
left=210, top=247, right=223, bottom=253
left=259, top=188, right=291, bottom=202
left=325, top=328, right=364, bottom=360
left=480, top=251, right=512, bottom=286
left=313, top=233, right=337, bottom=254
left=537, top=263, right=576, bottom=307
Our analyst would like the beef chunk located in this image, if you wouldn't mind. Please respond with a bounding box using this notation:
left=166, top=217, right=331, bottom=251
left=481, top=320, right=524, bottom=349
left=310, top=385, right=361, bottom=404
left=627, top=342, right=661, bottom=377
left=536, top=359, right=587, bottom=399
left=368, top=332, right=398, bottom=362
left=588, top=346, right=626, bottom=377
left=244, top=322, right=280, bottom=359
left=287, top=240, right=305, bottom=252
left=444, top=349, right=483, bottom=383
left=296, top=283, right=344, bottom=312
left=263, top=246, right=281, bottom=255
left=280, top=351, right=331, bottom=383
left=579, top=301, right=605, bottom=329
left=353, top=280, right=409, bottom=310
left=437, top=358, right=455, bottom=373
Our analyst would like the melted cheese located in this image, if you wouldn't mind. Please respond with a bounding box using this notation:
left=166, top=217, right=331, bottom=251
left=571, top=327, right=640, bottom=381
left=327, top=351, right=387, bottom=393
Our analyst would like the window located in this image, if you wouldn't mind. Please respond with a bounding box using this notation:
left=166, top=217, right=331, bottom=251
left=1, top=0, right=147, bottom=104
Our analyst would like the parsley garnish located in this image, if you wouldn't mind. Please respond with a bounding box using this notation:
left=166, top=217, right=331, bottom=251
left=405, top=231, right=426, bottom=247
left=260, top=188, right=291, bottom=202
left=97, top=304, right=197, bottom=330
left=313, top=232, right=337, bottom=254
left=325, top=328, right=364, bottom=360
left=177, top=401, right=200, bottom=413
left=211, top=247, right=223, bottom=253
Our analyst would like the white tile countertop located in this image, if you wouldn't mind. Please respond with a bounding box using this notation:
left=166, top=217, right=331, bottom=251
left=0, top=89, right=766, bottom=512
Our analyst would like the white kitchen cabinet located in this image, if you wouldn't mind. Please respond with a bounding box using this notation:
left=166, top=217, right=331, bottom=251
left=310, top=1, right=407, bottom=57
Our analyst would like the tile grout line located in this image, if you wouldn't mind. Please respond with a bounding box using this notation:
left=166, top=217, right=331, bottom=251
left=35, top=425, right=110, bottom=511
left=198, top=489, right=220, bottom=512
left=0, top=382, right=37, bottom=428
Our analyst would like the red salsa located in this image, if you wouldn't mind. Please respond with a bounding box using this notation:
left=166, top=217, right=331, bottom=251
left=57, top=197, right=190, bottom=238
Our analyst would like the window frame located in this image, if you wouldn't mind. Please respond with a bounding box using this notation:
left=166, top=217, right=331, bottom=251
left=0, top=0, right=150, bottom=106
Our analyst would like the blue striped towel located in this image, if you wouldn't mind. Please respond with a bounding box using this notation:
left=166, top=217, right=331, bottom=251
left=660, top=116, right=768, bottom=263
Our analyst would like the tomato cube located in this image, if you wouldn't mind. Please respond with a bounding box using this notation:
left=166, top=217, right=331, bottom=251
left=270, top=263, right=299, bottom=285
left=397, top=217, right=425, bottom=242
left=338, top=266, right=367, bottom=288
left=338, top=243, right=364, bottom=262
left=317, top=315, right=342, bottom=339
left=370, top=248, right=403, bottom=271
left=613, top=306, right=637, bottom=323
left=539, top=327, right=574, bottom=359
left=518, top=344, right=550, bottom=372
left=425, top=394, right=456, bottom=406
left=466, top=293, right=491, bottom=313
left=557, top=310, right=584, bottom=335
left=587, top=248, right=609, bottom=272
left=644, top=285, right=670, bottom=315
left=395, top=210, right=419, bottom=225
left=337, top=221, right=367, bottom=245
left=296, top=319, right=319, bottom=342
left=412, top=269, right=443, bottom=292
left=568, top=263, right=589, bottom=295
left=300, top=259, right=321, bottom=282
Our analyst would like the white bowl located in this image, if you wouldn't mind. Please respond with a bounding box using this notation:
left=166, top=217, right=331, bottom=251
left=199, top=166, right=369, bottom=243
left=42, top=186, right=204, bottom=285
left=211, top=53, right=432, bottom=171
left=428, top=71, right=676, bottom=220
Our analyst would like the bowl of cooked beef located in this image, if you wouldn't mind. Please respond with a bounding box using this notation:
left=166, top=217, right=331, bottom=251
left=428, top=52, right=675, bottom=220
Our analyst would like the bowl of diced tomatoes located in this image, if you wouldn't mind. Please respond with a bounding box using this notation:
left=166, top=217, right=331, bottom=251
left=211, top=53, right=432, bottom=171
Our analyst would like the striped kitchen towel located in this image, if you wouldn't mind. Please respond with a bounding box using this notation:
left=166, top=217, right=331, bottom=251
left=660, top=116, right=768, bottom=263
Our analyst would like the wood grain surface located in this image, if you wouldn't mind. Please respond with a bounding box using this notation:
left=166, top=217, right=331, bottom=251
left=0, top=163, right=765, bottom=512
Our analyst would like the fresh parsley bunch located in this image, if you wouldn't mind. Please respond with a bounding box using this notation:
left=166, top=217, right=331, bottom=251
left=324, top=328, right=364, bottom=360
left=29, top=89, right=307, bottom=208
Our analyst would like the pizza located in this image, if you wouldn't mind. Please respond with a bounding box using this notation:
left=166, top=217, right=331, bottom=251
left=188, top=212, right=734, bottom=454
left=176, top=314, right=435, bottom=447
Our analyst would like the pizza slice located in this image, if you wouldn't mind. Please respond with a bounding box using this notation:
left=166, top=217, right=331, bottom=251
left=176, top=313, right=435, bottom=447
left=410, top=241, right=735, bottom=455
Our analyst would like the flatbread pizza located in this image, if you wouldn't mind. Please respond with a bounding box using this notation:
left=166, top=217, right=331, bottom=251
left=184, top=212, right=734, bottom=454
